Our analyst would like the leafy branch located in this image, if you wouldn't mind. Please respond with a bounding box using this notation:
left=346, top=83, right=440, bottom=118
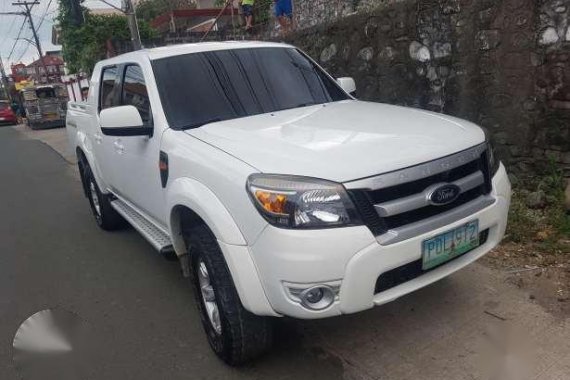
left=57, top=0, right=156, bottom=74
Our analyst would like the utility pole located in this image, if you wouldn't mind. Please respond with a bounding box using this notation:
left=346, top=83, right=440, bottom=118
left=11, top=1, right=50, bottom=83
left=122, top=0, right=142, bottom=50
left=0, top=57, right=12, bottom=100
left=93, top=0, right=141, bottom=51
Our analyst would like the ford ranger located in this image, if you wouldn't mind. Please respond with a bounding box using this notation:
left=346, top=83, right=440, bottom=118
left=66, top=41, right=511, bottom=365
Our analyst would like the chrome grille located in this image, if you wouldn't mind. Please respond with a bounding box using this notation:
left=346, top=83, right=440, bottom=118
left=345, top=143, right=493, bottom=245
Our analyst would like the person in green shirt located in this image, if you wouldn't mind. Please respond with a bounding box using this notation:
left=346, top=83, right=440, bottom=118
left=239, top=0, right=254, bottom=30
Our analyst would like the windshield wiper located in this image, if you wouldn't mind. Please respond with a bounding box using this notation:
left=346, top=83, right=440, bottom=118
left=179, top=117, right=222, bottom=130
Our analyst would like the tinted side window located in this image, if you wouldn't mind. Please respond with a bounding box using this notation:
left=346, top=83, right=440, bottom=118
left=100, top=66, right=118, bottom=110
left=122, top=65, right=151, bottom=124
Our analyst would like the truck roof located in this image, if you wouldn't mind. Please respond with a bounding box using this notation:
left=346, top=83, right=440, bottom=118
left=99, top=41, right=294, bottom=66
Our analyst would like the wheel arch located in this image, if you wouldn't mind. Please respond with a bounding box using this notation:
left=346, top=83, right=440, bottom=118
left=167, top=177, right=247, bottom=252
left=76, top=147, right=90, bottom=197
left=169, top=205, right=206, bottom=257
left=167, top=178, right=277, bottom=317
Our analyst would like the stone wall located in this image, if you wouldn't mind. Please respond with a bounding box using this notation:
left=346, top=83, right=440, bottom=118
left=292, top=0, right=409, bottom=29
left=292, top=0, right=356, bottom=29
left=287, top=0, right=570, bottom=177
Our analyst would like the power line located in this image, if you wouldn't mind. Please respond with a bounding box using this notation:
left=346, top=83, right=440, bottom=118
left=93, top=0, right=123, bottom=12
left=7, top=18, right=27, bottom=61
left=11, top=0, right=57, bottom=65
left=36, top=0, right=54, bottom=30
left=15, top=41, right=32, bottom=62
left=1, top=0, right=35, bottom=63
left=9, top=1, right=49, bottom=82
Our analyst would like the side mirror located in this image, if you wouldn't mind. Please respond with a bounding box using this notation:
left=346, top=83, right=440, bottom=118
left=100, top=105, right=152, bottom=136
left=337, top=77, right=357, bottom=97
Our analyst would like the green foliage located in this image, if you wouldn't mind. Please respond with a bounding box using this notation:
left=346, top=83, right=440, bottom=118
left=253, top=0, right=272, bottom=25
left=539, top=158, right=566, bottom=199
left=506, top=161, right=569, bottom=253
left=57, top=0, right=156, bottom=74
left=507, top=191, right=540, bottom=243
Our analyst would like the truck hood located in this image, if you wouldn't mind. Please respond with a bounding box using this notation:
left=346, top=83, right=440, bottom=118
left=186, top=100, right=485, bottom=183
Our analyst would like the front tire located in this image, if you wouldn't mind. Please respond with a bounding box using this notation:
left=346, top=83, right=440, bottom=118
left=186, top=224, right=273, bottom=365
left=82, top=164, right=124, bottom=231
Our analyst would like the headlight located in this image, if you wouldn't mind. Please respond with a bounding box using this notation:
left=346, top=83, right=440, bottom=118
left=486, top=139, right=500, bottom=177
left=482, top=128, right=500, bottom=176
left=246, top=174, right=362, bottom=229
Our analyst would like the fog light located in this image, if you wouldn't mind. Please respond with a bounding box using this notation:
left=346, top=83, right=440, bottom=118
left=300, top=285, right=335, bottom=310
left=305, top=288, right=324, bottom=303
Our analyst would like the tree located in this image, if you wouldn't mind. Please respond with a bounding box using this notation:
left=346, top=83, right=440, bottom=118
left=57, top=0, right=156, bottom=74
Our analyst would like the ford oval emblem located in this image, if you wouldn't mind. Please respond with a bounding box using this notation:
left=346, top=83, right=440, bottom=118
left=427, top=184, right=461, bottom=206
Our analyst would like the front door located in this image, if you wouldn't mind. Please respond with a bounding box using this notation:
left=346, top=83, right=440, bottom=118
left=109, top=64, right=167, bottom=226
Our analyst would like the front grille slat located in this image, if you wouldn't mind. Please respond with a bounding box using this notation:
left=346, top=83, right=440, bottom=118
left=368, top=159, right=482, bottom=204
left=374, top=170, right=485, bottom=218
left=383, top=186, right=484, bottom=229
left=346, top=144, right=493, bottom=243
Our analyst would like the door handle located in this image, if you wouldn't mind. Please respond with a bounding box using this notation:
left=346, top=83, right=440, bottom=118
left=113, top=140, right=125, bottom=154
left=94, top=133, right=102, bottom=144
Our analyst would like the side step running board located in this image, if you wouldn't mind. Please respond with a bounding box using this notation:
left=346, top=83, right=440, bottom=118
left=111, top=198, right=174, bottom=253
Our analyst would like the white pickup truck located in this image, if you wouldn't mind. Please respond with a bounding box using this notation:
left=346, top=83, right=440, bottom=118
left=66, top=41, right=511, bottom=365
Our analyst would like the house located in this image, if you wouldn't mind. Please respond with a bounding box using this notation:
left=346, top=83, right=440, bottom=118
left=10, top=63, right=28, bottom=83
left=24, top=55, right=65, bottom=84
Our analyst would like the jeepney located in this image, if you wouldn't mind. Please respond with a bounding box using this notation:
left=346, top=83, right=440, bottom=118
left=20, top=84, right=68, bottom=129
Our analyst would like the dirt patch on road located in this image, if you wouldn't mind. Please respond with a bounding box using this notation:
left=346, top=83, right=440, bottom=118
left=483, top=241, right=570, bottom=318
left=486, top=171, right=570, bottom=319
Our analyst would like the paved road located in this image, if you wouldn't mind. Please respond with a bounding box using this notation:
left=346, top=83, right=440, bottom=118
left=1, top=126, right=569, bottom=380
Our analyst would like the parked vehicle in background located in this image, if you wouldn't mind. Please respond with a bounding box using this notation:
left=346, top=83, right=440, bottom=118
left=20, top=84, right=67, bottom=129
left=0, top=100, right=18, bottom=126
left=66, top=42, right=511, bottom=365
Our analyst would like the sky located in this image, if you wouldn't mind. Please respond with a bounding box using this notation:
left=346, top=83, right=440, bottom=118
left=0, top=0, right=122, bottom=68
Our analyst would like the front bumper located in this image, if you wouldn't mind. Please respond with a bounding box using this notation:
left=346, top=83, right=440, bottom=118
left=28, top=118, right=65, bottom=129
left=248, top=164, right=511, bottom=319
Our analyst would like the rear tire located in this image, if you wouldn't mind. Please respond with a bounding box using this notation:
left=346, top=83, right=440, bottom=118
left=185, top=224, right=273, bottom=365
left=82, top=163, right=125, bottom=231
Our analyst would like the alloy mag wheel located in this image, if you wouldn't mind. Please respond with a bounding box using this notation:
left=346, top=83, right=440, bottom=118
left=197, top=260, right=222, bottom=335
left=88, top=180, right=102, bottom=223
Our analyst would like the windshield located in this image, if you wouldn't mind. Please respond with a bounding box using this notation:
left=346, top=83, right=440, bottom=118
left=0, top=102, right=9, bottom=110
left=36, top=88, right=56, bottom=99
left=152, top=47, right=350, bottom=130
